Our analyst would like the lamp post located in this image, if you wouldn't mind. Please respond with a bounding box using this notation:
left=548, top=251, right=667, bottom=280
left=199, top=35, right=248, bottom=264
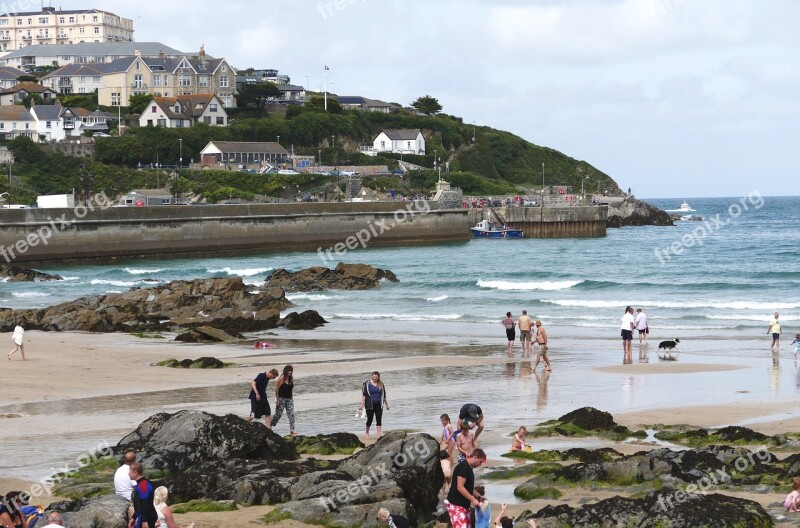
left=331, top=135, right=335, bottom=148
left=541, top=162, right=545, bottom=206
left=318, top=149, right=322, bottom=168
left=179, top=138, right=183, bottom=169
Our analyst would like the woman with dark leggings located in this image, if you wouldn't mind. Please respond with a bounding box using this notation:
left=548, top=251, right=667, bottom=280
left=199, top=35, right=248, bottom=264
left=359, top=371, right=389, bottom=439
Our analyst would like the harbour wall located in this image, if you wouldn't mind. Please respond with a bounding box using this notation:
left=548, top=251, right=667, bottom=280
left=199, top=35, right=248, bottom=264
left=468, top=205, right=608, bottom=238
left=0, top=202, right=469, bottom=264
left=0, top=203, right=608, bottom=264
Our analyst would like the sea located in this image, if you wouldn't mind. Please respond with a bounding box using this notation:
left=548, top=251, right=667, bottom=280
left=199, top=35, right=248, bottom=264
left=1, top=195, right=799, bottom=482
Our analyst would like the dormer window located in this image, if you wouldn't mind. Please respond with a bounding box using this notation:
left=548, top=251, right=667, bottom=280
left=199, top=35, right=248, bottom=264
left=174, top=105, right=180, bottom=113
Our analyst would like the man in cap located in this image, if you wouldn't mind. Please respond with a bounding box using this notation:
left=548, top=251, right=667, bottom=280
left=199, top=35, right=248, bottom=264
left=457, top=404, right=484, bottom=442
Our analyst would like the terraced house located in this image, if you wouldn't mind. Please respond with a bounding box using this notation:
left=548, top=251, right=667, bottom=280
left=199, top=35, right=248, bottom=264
left=96, top=47, right=236, bottom=108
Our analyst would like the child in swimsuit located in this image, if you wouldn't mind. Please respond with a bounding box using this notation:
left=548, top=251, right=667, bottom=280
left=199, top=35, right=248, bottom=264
left=792, top=334, right=800, bottom=358
left=511, top=426, right=529, bottom=452
left=439, top=413, right=454, bottom=451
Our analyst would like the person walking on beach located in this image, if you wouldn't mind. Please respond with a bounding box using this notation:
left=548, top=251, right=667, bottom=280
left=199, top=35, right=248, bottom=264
left=457, top=403, right=484, bottom=442
left=445, top=449, right=486, bottom=528
left=359, top=371, right=389, bottom=439
left=8, top=319, right=25, bottom=360
left=621, top=306, right=635, bottom=362
left=128, top=462, right=157, bottom=528
left=271, top=365, right=297, bottom=436
left=502, top=312, right=516, bottom=356
left=635, top=308, right=649, bottom=345
left=768, top=312, right=781, bottom=351
left=532, top=320, right=552, bottom=372
left=247, top=368, right=279, bottom=428
left=518, top=310, right=534, bottom=356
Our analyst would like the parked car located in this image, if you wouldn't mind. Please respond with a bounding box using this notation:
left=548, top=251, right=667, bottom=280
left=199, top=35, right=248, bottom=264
left=278, top=169, right=300, bottom=175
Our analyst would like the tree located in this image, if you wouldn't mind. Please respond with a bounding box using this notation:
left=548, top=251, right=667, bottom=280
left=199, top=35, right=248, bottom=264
left=128, top=93, right=153, bottom=116
left=16, top=74, right=37, bottom=83
left=304, top=95, right=343, bottom=114
left=411, top=95, right=442, bottom=116
left=236, top=82, right=281, bottom=118
left=21, top=93, right=44, bottom=108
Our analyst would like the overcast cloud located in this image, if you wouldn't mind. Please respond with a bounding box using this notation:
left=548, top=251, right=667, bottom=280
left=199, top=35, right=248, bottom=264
left=51, top=0, right=800, bottom=197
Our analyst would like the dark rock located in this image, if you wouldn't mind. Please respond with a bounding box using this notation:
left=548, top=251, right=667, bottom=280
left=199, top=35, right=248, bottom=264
left=293, top=432, right=364, bottom=455
left=0, top=265, right=63, bottom=282
left=115, top=410, right=298, bottom=472
left=174, top=326, right=240, bottom=342
left=715, top=426, right=768, bottom=443
left=39, top=495, right=129, bottom=528
left=264, top=262, right=399, bottom=292
left=279, top=310, right=327, bottom=330
left=607, top=196, right=673, bottom=228
left=523, top=488, right=772, bottom=527
left=558, top=407, right=618, bottom=431
left=0, top=277, right=291, bottom=333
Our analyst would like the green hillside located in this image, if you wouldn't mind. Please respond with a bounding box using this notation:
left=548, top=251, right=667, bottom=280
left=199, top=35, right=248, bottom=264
left=0, top=105, right=620, bottom=203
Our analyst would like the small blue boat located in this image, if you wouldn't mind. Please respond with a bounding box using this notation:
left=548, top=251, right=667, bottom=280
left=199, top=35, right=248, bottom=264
left=470, top=220, right=524, bottom=239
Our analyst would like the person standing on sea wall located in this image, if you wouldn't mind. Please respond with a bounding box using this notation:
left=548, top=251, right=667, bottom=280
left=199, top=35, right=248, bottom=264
left=518, top=310, right=534, bottom=357
left=768, top=312, right=781, bottom=351
left=621, top=306, right=635, bottom=363
left=502, top=312, right=516, bottom=356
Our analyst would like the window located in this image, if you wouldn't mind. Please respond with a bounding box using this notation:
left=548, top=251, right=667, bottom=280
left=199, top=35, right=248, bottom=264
left=93, top=15, right=98, bottom=22
left=198, top=75, right=208, bottom=87
left=25, top=123, right=29, bottom=129
left=16, top=19, right=21, bottom=25
left=216, top=116, right=225, bottom=125
left=79, top=87, right=86, bottom=93
left=79, top=27, right=84, bottom=34
left=46, top=121, right=51, bottom=128
left=134, top=74, right=142, bottom=88
left=79, top=76, right=85, bottom=82
left=146, top=119, right=152, bottom=126
left=380, top=141, right=385, bottom=148
left=219, top=75, right=228, bottom=88
left=174, top=104, right=180, bottom=113
left=69, top=17, right=74, bottom=23
left=203, top=116, right=211, bottom=124
left=179, top=75, right=191, bottom=87
left=153, top=76, right=161, bottom=87
left=157, top=119, right=166, bottom=127
left=163, top=75, right=169, bottom=86
left=221, top=65, right=227, bottom=72
left=39, top=18, right=48, bottom=24
left=0, top=123, right=3, bottom=129
left=94, top=27, right=99, bottom=34
left=59, top=17, right=65, bottom=23
left=209, top=103, right=217, bottom=112
left=111, top=92, right=119, bottom=106
left=27, top=18, right=31, bottom=25
left=0, top=20, right=7, bottom=25
left=151, top=105, right=157, bottom=113
left=135, top=61, right=140, bottom=70
left=92, top=76, right=100, bottom=82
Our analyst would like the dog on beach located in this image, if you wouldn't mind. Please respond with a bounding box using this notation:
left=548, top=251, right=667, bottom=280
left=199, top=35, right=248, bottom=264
left=657, top=338, right=680, bottom=360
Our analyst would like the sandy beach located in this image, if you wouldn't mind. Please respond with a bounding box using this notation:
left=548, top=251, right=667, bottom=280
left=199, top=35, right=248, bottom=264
left=3, top=330, right=800, bottom=526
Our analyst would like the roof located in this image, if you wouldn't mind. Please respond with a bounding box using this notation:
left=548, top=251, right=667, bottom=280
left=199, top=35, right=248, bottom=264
left=0, top=8, right=120, bottom=17
left=30, top=105, right=71, bottom=120
left=42, top=64, right=106, bottom=79
left=204, top=141, right=289, bottom=155
left=0, top=105, right=34, bottom=121
left=277, top=84, right=304, bottom=92
left=128, top=189, right=173, bottom=197
left=381, top=129, right=422, bottom=140
left=0, top=81, right=55, bottom=95
left=0, top=66, right=28, bottom=80
left=339, top=96, right=399, bottom=108
left=1, top=42, right=188, bottom=60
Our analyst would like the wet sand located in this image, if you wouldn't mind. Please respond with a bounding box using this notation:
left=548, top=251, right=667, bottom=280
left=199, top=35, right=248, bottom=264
left=2, top=331, right=800, bottom=526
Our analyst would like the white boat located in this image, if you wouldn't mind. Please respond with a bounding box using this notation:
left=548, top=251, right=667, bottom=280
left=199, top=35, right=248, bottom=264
left=665, top=200, right=695, bottom=213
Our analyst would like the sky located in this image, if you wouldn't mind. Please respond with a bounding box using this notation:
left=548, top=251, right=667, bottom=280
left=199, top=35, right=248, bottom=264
left=41, top=0, right=800, bottom=198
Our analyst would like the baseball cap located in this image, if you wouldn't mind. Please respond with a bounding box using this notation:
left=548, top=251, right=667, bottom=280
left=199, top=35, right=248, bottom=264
left=467, top=405, right=479, bottom=419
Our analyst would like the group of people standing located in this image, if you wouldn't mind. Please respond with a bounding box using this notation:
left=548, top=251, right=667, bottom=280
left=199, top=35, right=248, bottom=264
left=501, top=310, right=551, bottom=371
left=246, top=364, right=297, bottom=435
left=620, top=306, right=649, bottom=362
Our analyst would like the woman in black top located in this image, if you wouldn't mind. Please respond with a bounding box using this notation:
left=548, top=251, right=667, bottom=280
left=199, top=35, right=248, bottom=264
left=271, top=365, right=297, bottom=435
left=0, top=491, right=26, bottom=528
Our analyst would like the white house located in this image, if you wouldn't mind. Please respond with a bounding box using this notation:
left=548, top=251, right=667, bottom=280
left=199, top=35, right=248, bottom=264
left=0, top=105, right=36, bottom=140
left=372, top=129, right=425, bottom=155
left=0, top=81, right=58, bottom=105
left=41, top=63, right=104, bottom=94
left=139, top=94, right=227, bottom=128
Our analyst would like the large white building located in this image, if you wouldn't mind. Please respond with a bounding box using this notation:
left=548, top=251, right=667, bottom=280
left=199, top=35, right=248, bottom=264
left=0, top=7, right=133, bottom=57
left=1, top=41, right=187, bottom=70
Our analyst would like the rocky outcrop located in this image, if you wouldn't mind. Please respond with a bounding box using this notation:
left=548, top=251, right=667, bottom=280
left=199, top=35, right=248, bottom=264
left=174, top=326, right=241, bottom=342
left=39, top=495, right=130, bottom=528
left=607, top=196, right=673, bottom=227
left=157, top=357, right=227, bottom=369
left=0, top=278, right=292, bottom=333
left=520, top=488, right=772, bottom=527
left=292, top=432, right=364, bottom=455
left=0, top=265, right=63, bottom=282
left=279, top=310, right=327, bottom=330
left=264, top=262, right=399, bottom=291
left=532, top=407, right=647, bottom=440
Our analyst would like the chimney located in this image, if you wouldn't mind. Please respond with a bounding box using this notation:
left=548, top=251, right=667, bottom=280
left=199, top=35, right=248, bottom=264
left=134, top=49, right=141, bottom=57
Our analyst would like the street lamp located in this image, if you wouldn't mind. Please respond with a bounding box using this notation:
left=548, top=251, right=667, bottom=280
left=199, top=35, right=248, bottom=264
left=541, top=163, right=545, bottom=206
left=277, top=135, right=280, bottom=145
left=318, top=149, right=322, bottom=167
left=179, top=138, right=183, bottom=168
left=331, top=135, right=335, bottom=148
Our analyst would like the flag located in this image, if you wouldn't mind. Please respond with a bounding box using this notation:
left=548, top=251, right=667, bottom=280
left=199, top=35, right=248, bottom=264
left=324, top=66, right=329, bottom=70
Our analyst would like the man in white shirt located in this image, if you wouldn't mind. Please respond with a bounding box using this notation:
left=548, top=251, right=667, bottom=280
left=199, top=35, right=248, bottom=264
left=114, top=450, right=137, bottom=499
left=635, top=308, right=648, bottom=345
left=621, top=306, right=635, bottom=361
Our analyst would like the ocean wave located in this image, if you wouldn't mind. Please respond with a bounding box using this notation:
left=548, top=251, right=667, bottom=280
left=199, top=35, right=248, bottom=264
left=333, top=312, right=462, bottom=321
left=287, top=293, right=335, bottom=301
left=477, top=279, right=582, bottom=291
left=90, top=279, right=146, bottom=287
left=707, top=314, right=799, bottom=322
left=62, top=276, right=81, bottom=281
left=427, top=295, right=449, bottom=302
left=208, top=267, right=272, bottom=277
left=11, top=292, right=51, bottom=298
left=544, top=299, right=800, bottom=310
left=124, top=267, right=164, bottom=275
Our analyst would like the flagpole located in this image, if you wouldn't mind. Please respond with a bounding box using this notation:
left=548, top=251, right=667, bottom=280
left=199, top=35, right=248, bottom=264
left=324, top=66, right=328, bottom=111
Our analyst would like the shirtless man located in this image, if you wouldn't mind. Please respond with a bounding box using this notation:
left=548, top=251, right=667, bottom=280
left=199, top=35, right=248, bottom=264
left=518, top=310, right=534, bottom=356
